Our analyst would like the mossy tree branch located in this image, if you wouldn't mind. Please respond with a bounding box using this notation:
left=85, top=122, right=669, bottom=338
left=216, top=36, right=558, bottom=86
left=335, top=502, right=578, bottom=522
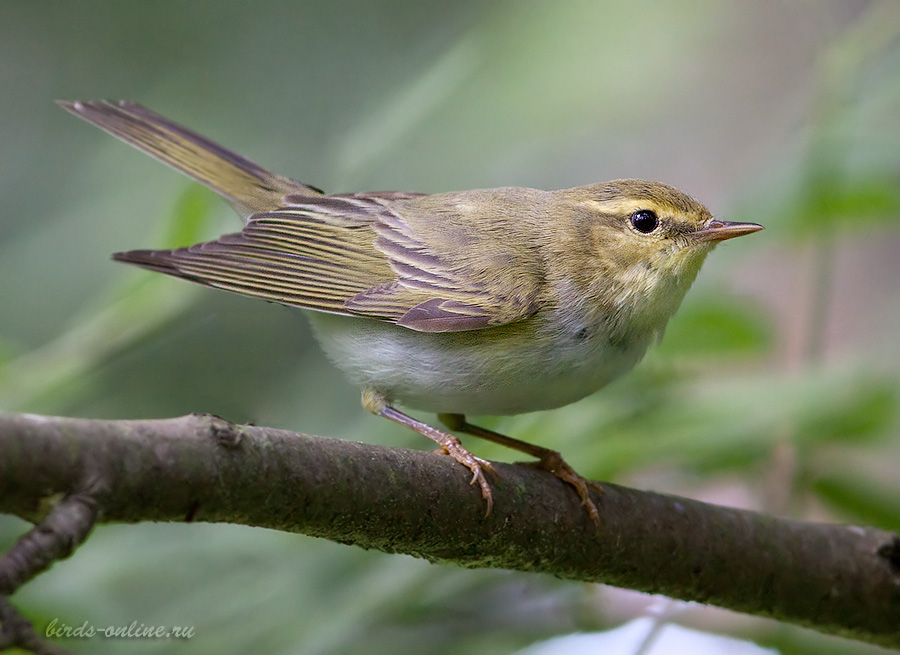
left=0, top=411, right=898, bottom=649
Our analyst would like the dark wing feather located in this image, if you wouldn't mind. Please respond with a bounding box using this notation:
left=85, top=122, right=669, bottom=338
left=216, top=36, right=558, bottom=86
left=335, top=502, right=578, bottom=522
left=114, top=199, right=397, bottom=316
left=116, top=191, right=543, bottom=332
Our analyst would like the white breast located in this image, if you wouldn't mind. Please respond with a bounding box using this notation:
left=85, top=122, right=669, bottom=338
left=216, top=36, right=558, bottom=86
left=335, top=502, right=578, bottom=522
left=306, top=311, right=648, bottom=416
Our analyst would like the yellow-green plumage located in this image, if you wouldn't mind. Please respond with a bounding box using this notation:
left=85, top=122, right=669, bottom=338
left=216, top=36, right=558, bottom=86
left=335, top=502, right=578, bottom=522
left=60, top=100, right=762, bottom=519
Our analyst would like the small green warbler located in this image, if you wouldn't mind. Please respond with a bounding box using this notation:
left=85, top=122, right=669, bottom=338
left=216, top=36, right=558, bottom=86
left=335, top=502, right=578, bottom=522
left=60, top=100, right=762, bottom=523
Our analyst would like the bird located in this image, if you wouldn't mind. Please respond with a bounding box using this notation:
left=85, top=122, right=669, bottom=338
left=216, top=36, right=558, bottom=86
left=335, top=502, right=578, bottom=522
left=59, top=100, right=763, bottom=523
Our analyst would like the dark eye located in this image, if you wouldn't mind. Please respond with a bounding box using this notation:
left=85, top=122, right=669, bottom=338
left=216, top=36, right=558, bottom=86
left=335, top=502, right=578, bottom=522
left=630, top=209, right=659, bottom=234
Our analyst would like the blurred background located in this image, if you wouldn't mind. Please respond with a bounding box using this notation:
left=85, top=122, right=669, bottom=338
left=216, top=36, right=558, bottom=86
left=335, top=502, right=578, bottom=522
left=2, top=1, right=899, bottom=653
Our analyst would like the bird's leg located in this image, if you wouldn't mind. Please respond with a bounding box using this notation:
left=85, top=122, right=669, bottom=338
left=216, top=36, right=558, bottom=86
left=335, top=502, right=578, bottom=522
left=362, top=390, right=495, bottom=516
left=439, top=413, right=602, bottom=525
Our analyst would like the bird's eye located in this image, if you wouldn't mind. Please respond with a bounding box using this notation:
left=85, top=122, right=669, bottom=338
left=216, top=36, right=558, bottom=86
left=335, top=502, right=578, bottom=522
left=631, top=209, right=659, bottom=234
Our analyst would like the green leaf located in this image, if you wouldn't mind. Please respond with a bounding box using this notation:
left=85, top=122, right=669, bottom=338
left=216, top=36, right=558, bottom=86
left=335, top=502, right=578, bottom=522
left=160, top=184, right=220, bottom=249
left=813, top=474, right=900, bottom=531
left=796, top=175, right=900, bottom=233
left=0, top=186, right=218, bottom=412
left=659, top=295, right=773, bottom=358
left=793, top=379, right=898, bottom=445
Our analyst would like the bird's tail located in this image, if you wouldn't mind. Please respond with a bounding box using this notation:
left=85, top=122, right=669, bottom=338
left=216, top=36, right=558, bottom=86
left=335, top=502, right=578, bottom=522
left=58, top=100, right=322, bottom=214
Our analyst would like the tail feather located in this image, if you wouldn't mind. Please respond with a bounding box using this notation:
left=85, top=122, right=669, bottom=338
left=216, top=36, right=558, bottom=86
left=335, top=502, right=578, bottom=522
left=58, top=100, right=322, bottom=214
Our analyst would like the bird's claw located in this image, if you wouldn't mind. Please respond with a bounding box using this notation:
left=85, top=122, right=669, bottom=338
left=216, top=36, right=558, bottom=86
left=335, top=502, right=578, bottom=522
left=439, top=440, right=495, bottom=517
left=522, top=451, right=602, bottom=526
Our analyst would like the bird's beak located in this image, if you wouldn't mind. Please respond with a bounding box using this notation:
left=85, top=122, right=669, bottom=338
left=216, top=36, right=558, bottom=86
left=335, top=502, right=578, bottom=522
left=693, top=220, right=764, bottom=242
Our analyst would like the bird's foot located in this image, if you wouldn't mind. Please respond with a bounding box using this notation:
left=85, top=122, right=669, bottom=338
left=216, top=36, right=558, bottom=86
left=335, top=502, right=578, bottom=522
left=437, top=437, right=495, bottom=516
left=522, top=450, right=603, bottom=525
left=366, top=395, right=496, bottom=517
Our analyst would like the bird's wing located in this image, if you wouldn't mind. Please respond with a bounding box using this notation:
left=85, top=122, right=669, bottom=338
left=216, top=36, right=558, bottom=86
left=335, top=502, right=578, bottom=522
left=115, top=192, right=544, bottom=333
left=344, top=192, right=545, bottom=332
left=114, top=194, right=396, bottom=316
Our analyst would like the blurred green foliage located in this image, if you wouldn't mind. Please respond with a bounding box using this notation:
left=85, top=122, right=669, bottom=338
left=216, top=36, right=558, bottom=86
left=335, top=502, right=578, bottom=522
left=1, top=2, right=899, bottom=654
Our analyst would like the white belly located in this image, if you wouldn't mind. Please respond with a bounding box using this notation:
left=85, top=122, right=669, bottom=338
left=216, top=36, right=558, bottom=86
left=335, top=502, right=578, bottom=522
left=307, top=311, right=648, bottom=416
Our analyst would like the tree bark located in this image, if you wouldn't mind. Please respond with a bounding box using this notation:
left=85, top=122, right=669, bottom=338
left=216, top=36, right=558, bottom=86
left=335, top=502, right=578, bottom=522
left=0, top=411, right=898, bottom=648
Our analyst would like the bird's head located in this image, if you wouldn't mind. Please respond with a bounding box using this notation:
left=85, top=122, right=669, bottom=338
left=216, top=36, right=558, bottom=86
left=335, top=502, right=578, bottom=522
left=550, top=179, right=762, bottom=340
